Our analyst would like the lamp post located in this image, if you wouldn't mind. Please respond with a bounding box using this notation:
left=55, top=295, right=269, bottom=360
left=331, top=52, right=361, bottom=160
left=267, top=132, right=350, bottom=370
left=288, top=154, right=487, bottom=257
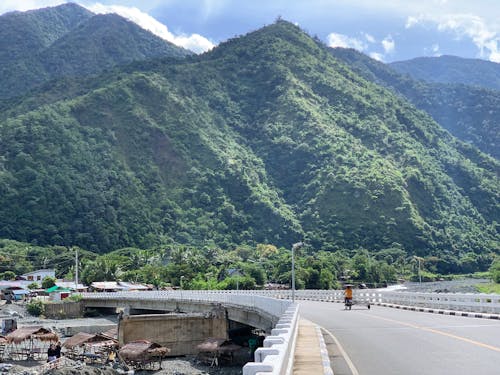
left=413, top=256, right=423, bottom=284
left=291, top=242, right=304, bottom=303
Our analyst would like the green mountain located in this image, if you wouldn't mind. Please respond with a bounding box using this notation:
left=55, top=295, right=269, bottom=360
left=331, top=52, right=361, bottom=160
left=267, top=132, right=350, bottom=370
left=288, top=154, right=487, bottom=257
left=390, top=55, right=500, bottom=91
left=329, top=48, right=500, bottom=159
left=0, top=21, right=498, bottom=259
left=0, top=3, right=191, bottom=99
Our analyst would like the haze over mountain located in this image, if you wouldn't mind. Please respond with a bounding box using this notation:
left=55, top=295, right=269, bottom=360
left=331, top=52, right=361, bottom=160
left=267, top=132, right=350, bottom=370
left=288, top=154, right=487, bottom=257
left=390, top=56, right=500, bottom=91
left=0, top=7, right=498, bottom=262
left=0, top=3, right=191, bottom=100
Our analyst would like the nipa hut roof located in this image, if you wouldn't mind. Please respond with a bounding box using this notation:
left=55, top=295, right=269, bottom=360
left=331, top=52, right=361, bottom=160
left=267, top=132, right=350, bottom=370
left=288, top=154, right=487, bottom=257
left=102, top=327, right=117, bottom=340
left=62, top=332, right=117, bottom=350
left=119, top=340, right=170, bottom=361
left=6, top=326, right=58, bottom=344
left=197, top=337, right=242, bottom=353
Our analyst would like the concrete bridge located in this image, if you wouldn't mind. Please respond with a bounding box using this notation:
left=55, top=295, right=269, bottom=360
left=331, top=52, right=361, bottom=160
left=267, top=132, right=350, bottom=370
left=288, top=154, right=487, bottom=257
left=82, top=289, right=500, bottom=375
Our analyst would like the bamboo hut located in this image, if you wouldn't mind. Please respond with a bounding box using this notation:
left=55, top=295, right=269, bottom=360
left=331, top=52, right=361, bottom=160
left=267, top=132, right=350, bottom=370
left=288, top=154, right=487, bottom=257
left=5, top=326, right=58, bottom=360
left=62, top=332, right=118, bottom=362
left=196, top=338, right=242, bottom=366
left=119, top=340, right=170, bottom=370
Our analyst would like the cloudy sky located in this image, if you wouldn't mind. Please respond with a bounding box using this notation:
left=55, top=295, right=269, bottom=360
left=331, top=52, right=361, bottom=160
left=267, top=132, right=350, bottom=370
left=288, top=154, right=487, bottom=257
left=1, top=0, right=499, bottom=62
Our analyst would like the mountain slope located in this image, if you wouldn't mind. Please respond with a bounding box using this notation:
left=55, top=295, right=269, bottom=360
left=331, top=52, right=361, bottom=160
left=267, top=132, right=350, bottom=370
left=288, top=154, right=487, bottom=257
left=329, top=48, right=500, bottom=159
left=0, top=21, right=498, bottom=257
left=0, top=3, right=93, bottom=66
left=390, top=55, right=500, bottom=91
left=0, top=4, right=191, bottom=99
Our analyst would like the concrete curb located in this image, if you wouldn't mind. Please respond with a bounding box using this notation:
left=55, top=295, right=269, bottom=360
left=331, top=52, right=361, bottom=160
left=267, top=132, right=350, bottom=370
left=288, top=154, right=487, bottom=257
left=315, top=325, right=334, bottom=375
left=377, top=302, right=500, bottom=320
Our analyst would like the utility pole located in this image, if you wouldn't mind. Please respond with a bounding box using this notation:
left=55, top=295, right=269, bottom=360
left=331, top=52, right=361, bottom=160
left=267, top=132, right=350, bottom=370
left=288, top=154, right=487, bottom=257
left=75, top=247, right=79, bottom=292
left=292, top=242, right=304, bottom=303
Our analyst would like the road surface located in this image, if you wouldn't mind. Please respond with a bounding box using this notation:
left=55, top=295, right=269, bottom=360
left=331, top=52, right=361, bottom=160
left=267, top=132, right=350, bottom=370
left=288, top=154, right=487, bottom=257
left=298, top=300, right=500, bottom=375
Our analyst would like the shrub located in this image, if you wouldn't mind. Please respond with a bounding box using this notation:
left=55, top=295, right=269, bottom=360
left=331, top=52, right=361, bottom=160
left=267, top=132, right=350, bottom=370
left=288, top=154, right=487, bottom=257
left=490, top=259, right=500, bottom=283
left=26, top=299, right=45, bottom=316
left=65, top=294, right=82, bottom=302
left=41, top=276, right=56, bottom=289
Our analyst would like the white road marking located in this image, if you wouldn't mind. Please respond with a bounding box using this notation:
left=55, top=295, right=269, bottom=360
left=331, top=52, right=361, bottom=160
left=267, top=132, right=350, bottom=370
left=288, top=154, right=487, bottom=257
left=319, top=325, right=360, bottom=375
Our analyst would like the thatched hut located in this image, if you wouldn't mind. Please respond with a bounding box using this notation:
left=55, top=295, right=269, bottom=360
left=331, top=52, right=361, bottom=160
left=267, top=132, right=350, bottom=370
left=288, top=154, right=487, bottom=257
left=119, top=340, right=170, bottom=370
left=63, top=332, right=118, bottom=362
left=5, top=326, right=58, bottom=360
left=196, top=338, right=242, bottom=366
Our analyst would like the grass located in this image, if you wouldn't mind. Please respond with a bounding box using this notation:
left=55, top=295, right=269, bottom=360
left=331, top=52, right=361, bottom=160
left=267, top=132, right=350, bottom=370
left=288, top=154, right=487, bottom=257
left=475, top=283, right=500, bottom=294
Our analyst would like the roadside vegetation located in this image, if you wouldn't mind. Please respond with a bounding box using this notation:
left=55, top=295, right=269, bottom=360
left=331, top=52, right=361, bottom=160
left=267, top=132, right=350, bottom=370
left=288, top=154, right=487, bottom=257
left=1, top=239, right=497, bottom=291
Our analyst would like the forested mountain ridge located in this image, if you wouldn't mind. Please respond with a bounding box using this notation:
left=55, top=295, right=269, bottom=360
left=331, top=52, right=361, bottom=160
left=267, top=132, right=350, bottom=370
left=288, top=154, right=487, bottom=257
left=330, top=48, right=500, bottom=159
left=390, top=55, right=500, bottom=91
left=0, top=3, right=191, bottom=100
left=0, top=20, right=498, bottom=260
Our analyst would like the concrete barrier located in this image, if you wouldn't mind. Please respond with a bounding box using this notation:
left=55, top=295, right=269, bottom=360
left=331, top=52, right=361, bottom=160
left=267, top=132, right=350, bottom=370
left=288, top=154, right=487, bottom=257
left=243, top=304, right=299, bottom=375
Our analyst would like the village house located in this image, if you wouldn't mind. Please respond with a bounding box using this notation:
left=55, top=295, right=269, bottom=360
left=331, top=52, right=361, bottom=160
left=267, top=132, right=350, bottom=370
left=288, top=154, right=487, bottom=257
left=21, top=269, right=55, bottom=284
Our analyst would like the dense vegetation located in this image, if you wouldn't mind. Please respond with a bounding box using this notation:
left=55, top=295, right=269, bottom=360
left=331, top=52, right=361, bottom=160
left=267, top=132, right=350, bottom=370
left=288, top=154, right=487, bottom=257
left=0, top=3, right=190, bottom=99
left=329, top=48, right=500, bottom=159
left=2, top=238, right=496, bottom=290
left=0, top=15, right=498, bottom=278
left=390, top=55, right=500, bottom=91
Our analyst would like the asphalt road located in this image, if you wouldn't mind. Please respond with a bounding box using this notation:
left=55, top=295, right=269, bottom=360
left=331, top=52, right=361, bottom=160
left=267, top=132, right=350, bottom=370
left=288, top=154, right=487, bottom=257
left=298, top=300, right=500, bottom=375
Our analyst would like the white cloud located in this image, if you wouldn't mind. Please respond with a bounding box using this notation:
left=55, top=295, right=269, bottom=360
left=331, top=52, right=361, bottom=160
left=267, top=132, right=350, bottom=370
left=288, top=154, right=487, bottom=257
left=406, top=13, right=500, bottom=62
left=327, top=32, right=366, bottom=51
left=86, top=3, right=215, bottom=54
left=382, top=35, right=395, bottom=53
left=364, top=33, right=376, bottom=43
left=369, top=52, right=384, bottom=61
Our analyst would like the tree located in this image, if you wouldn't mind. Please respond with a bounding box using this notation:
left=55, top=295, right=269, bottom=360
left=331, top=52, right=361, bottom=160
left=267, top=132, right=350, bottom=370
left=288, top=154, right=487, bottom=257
left=41, top=276, right=56, bottom=289
left=1, top=271, right=16, bottom=280
left=490, top=258, right=500, bottom=283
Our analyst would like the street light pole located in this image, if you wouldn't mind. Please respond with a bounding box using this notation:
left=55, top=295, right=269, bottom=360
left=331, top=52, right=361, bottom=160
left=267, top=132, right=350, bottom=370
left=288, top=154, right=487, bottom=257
left=292, top=242, right=303, bottom=303
left=418, top=258, right=422, bottom=285
left=413, top=256, right=423, bottom=285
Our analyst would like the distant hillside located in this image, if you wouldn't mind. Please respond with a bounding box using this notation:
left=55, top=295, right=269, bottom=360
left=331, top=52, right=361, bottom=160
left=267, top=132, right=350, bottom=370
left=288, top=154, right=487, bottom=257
left=0, top=21, right=497, bottom=258
left=330, top=48, right=500, bottom=159
left=390, top=55, right=500, bottom=91
left=0, top=3, right=191, bottom=99
left=0, top=3, right=93, bottom=66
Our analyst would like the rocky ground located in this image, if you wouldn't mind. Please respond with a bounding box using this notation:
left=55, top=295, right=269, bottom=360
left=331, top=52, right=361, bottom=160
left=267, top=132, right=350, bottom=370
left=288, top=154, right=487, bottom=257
left=0, top=355, right=248, bottom=375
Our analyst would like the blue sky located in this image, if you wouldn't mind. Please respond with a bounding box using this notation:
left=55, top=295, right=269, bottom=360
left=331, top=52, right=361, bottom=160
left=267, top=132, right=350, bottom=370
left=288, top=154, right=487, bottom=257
left=1, top=0, right=499, bottom=62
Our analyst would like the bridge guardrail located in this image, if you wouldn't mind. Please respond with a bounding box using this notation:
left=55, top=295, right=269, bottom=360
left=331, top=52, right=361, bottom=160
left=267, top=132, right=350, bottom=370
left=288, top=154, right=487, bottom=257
left=242, top=304, right=299, bottom=375
left=233, top=289, right=500, bottom=314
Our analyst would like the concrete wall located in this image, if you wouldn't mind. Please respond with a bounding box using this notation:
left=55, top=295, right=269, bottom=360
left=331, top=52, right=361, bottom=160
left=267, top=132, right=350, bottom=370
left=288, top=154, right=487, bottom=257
left=119, top=312, right=228, bottom=356
left=44, top=301, right=84, bottom=319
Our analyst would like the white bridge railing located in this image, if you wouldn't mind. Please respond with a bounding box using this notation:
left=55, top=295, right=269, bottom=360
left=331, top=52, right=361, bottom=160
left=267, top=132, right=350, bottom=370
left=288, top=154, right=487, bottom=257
left=227, top=289, right=500, bottom=314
